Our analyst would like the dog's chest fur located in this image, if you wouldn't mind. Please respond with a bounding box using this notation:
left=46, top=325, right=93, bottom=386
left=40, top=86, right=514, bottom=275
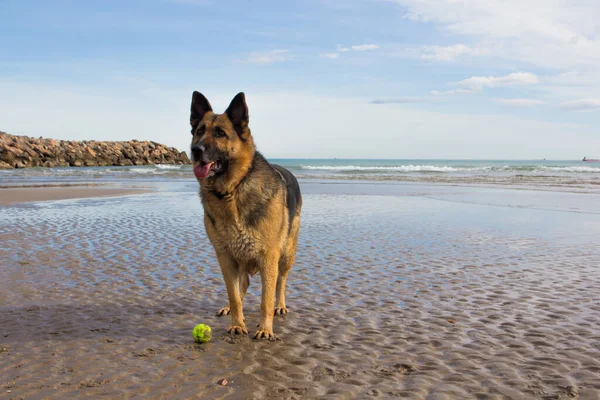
left=205, top=198, right=262, bottom=261
left=201, top=178, right=282, bottom=263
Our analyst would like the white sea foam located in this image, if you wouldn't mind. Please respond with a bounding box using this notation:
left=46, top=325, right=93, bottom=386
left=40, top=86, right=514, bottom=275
left=128, top=168, right=156, bottom=174
left=541, top=166, right=600, bottom=172
left=301, top=165, right=463, bottom=172
left=155, top=164, right=185, bottom=170
left=300, top=164, right=600, bottom=173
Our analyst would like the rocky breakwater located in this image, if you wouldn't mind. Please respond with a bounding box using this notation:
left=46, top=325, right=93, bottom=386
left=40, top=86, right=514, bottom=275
left=0, top=131, right=190, bottom=169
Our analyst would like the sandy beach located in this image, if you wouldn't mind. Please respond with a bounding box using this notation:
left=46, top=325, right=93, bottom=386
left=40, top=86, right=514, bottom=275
left=0, top=185, right=149, bottom=207
left=1, top=181, right=600, bottom=399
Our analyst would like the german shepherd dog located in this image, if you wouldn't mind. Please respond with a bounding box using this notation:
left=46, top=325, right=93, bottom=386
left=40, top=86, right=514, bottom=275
left=189, top=91, right=302, bottom=340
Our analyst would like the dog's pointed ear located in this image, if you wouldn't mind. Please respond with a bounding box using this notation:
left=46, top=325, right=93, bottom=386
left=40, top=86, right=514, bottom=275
left=190, top=91, right=213, bottom=129
left=225, top=92, right=249, bottom=137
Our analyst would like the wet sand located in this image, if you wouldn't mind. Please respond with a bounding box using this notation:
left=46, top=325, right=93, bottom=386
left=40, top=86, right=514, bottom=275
left=0, top=186, right=149, bottom=207
left=1, top=183, right=600, bottom=399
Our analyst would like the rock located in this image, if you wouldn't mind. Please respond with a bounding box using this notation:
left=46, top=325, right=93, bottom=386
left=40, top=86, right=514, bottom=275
left=217, top=378, right=228, bottom=386
left=1, top=145, right=20, bottom=166
left=0, top=131, right=191, bottom=168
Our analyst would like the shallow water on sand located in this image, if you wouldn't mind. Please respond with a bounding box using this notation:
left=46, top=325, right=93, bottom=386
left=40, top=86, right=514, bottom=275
left=1, top=183, right=600, bottom=399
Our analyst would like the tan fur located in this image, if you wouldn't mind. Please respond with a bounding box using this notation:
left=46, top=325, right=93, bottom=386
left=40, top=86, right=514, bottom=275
left=190, top=92, right=301, bottom=340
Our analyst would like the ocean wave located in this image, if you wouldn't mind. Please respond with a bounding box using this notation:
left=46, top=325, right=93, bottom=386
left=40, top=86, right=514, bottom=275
left=301, top=165, right=464, bottom=172
left=123, top=165, right=189, bottom=174
left=155, top=164, right=186, bottom=170
left=128, top=167, right=157, bottom=174
left=541, top=166, right=600, bottom=172
left=299, top=164, right=600, bottom=174
left=2, top=162, right=599, bottom=188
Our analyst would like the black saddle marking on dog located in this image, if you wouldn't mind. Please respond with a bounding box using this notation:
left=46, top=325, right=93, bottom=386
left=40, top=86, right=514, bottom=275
left=271, top=164, right=300, bottom=232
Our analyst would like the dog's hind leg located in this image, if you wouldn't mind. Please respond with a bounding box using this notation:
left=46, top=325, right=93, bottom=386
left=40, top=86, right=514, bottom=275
left=275, top=254, right=294, bottom=316
left=275, top=216, right=300, bottom=316
left=254, top=252, right=280, bottom=340
left=217, top=253, right=248, bottom=335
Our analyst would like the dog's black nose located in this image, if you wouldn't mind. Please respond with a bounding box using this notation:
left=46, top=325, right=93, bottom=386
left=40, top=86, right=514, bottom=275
left=191, top=144, right=204, bottom=162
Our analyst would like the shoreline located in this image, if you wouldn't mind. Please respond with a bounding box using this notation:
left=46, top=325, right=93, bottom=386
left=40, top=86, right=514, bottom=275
left=0, top=185, right=151, bottom=206
left=2, top=178, right=600, bottom=213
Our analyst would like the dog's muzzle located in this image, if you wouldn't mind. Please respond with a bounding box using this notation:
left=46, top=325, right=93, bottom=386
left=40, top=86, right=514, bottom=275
left=191, top=144, right=206, bottom=162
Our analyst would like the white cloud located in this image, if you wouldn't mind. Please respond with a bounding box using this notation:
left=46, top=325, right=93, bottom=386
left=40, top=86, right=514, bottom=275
left=326, top=44, right=379, bottom=59
left=532, top=68, right=600, bottom=102
left=389, top=0, right=600, bottom=69
left=430, top=73, right=539, bottom=96
left=370, top=96, right=436, bottom=104
left=431, top=89, right=473, bottom=96
left=351, top=44, right=380, bottom=51
left=549, top=70, right=593, bottom=86
left=421, top=44, right=490, bottom=61
left=388, top=0, right=600, bottom=105
left=456, top=72, right=538, bottom=92
left=495, top=98, right=546, bottom=106
left=560, top=99, right=600, bottom=111
left=242, top=49, right=290, bottom=65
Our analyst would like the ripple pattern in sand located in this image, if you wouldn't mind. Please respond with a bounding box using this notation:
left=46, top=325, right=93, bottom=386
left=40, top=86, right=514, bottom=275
left=1, top=192, right=600, bottom=399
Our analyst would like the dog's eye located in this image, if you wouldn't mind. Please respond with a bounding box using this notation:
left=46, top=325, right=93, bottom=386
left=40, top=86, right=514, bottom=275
left=214, top=128, right=226, bottom=138
left=194, top=126, right=205, bottom=136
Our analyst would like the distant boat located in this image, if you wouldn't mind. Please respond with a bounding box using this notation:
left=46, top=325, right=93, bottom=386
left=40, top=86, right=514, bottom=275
left=583, top=157, right=600, bottom=162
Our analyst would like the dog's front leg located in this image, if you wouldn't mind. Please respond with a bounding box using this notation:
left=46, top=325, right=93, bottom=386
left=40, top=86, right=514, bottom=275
left=217, top=253, right=247, bottom=335
left=254, top=252, right=279, bottom=340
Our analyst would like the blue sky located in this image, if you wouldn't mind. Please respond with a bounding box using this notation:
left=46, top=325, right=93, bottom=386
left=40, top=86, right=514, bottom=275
left=1, top=0, right=599, bottom=159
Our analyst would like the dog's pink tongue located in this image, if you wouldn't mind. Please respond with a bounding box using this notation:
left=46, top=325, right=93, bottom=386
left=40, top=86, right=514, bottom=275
left=194, top=162, right=213, bottom=179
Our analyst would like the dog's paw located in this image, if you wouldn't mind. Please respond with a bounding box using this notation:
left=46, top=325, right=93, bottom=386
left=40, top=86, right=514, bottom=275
left=227, top=325, right=248, bottom=335
left=254, top=328, right=279, bottom=341
left=217, top=306, right=230, bottom=316
left=274, top=307, right=289, bottom=316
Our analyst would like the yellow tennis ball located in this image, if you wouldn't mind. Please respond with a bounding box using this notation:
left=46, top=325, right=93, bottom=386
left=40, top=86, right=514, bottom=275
left=192, top=324, right=212, bottom=343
